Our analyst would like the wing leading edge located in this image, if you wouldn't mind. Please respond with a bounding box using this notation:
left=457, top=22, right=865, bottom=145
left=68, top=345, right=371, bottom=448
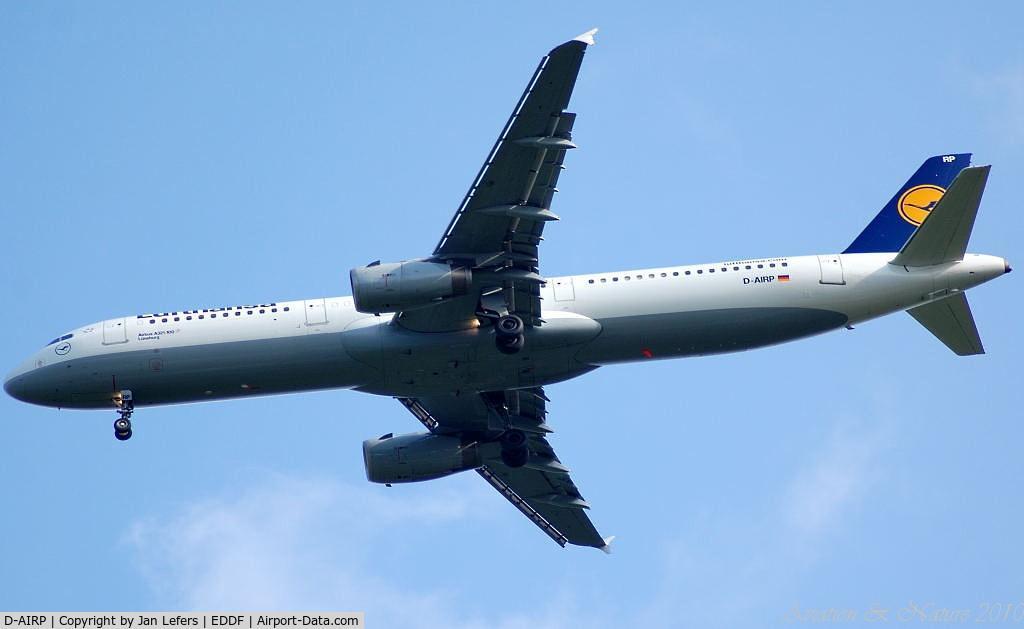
left=395, top=30, right=595, bottom=332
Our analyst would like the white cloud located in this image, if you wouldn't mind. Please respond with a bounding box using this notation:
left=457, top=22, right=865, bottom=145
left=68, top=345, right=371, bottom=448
left=126, top=474, right=620, bottom=628
left=125, top=418, right=890, bottom=629
left=126, top=474, right=492, bottom=624
left=620, top=418, right=891, bottom=628
left=781, top=421, right=884, bottom=537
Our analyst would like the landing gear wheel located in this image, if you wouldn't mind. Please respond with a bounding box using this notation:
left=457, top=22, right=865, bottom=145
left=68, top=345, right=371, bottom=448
left=496, top=315, right=525, bottom=337
left=114, top=417, right=132, bottom=441
left=500, top=429, right=529, bottom=468
left=495, top=315, right=525, bottom=354
left=496, top=333, right=525, bottom=355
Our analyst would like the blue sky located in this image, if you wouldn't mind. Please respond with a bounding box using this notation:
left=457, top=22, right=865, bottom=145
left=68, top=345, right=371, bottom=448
left=1, top=2, right=1021, bottom=626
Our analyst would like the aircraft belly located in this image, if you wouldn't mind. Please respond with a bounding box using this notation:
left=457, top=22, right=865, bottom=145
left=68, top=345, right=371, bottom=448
left=577, top=307, right=848, bottom=365
left=349, top=313, right=603, bottom=397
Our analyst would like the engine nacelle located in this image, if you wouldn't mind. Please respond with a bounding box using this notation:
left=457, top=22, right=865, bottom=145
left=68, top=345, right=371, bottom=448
left=349, top=260, right=471, bottom=314
left=362, top=432, right=482, bottom=484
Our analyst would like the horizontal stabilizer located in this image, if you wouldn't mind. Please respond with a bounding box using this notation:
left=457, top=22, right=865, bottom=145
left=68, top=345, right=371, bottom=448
left=892, top=166, right=990, bottom=267
left=907, top=293, right=984, bottom=356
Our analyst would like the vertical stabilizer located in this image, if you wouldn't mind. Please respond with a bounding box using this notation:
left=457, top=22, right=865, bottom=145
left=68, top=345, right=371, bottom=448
left=844, top=154, right=970, bottom=254
left=891, top=166, right=990, bottom=267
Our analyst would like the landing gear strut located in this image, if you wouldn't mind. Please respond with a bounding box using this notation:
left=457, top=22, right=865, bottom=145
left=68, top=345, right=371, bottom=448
left=495, top=314, right=525, bottom=355
left=113, top=390, right=134, bottom=441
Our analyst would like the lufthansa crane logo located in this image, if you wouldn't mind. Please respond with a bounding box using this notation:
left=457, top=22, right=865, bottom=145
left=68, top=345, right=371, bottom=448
left=55, top=342, right=71, bottom=356
left=897, top=184, right=945, bottom=226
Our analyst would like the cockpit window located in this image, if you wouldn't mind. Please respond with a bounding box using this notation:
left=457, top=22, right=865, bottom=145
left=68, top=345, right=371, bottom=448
left=45, top=333, right=74, bottom=346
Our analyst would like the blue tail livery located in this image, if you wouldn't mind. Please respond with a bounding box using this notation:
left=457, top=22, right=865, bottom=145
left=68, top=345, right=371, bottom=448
left=844, top=153, right=971, bottom=254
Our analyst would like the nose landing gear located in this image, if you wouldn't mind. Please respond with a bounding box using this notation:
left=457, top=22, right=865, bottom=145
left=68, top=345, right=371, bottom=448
left=113, top=390, right=134, bottom=441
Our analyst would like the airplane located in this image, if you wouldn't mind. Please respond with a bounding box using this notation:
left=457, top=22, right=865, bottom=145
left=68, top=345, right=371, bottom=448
left=3, top=29, right=1011, bottom=551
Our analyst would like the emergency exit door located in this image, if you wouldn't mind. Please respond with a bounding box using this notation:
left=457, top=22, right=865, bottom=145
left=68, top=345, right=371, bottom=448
left=304, top=299, right=328, bottom=326
left=817, top=255, right=846, bottom=285
left=552, top=277, right=575, bottom=301
left=102, top=318, right=127, bottom=345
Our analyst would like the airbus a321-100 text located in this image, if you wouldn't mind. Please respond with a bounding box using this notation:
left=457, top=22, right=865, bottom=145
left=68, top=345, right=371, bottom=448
left=5, top=30, right=1011, bottom=551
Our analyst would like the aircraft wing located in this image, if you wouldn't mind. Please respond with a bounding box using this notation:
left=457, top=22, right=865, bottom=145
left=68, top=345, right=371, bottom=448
left=399, top=30, right=596, bottom=332
left=397, top=385, right=612, bottom=550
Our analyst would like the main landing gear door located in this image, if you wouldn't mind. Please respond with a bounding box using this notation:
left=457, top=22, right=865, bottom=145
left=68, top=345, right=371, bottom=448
left=552, top=277, right=575, bottom=301
left=305, top=298, right=328, bottom=326
left=817, top=255, right=846, bottom=285
left=102, top=318, right=128, bottom=345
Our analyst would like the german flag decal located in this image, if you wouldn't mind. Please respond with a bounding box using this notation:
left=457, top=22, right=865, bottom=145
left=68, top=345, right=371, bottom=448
left=778, top=274, right=791, bottom=282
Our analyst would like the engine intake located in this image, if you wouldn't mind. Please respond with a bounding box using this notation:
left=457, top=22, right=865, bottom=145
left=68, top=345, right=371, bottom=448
left=362, top=432, right=482, bottom=484
left=350, top=260, right=471, bottom=314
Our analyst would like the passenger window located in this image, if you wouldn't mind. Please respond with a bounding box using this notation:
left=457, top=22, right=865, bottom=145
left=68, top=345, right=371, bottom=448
left=198, top=315, right=204, bottom=319
left=770, top=263, right=776, bottom=268
left=613, top=277, right=619, bottom=282
left=149, top=319, right=155, bottom=324
left=588, top=279, right=594, bottom=284
left=733, top=266, right=739, bottom=271
left=186, top=316, right=192, bottom=321
left=173, top=317, right=179, bottom=322
left=260, top=309, right=265, bottom=314
left=600, top=278, right=607, bottom=283
left=672, top=271, right=679, bottom=276
left=697, top=269, right=703, bottom=274
left=757, top=264, right=764, bottom=269
left=283, top=306, right=290, bottom=311
left=660, top=273, right=666, bottom=277
left=745, top=265, right=751, bottom=270
left=685, top=270, right=691, bottom=275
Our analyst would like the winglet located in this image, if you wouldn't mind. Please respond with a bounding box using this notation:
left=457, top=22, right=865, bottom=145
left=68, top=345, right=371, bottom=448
left=573, top=28, right=598, bottom=46
left=600, top=535, right=615, bottom=554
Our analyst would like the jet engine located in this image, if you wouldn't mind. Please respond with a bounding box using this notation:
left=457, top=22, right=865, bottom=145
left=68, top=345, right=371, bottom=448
left=362, top=432, right=482, bottom=484
left=350, top=260, right=472, bottom=313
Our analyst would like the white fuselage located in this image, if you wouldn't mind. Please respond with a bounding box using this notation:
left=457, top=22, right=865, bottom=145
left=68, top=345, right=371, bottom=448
left=3, top=252, right=1008, bottom=409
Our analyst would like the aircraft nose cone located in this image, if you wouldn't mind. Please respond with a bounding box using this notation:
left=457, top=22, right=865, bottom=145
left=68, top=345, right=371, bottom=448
left=4, top=361, right=50, bottom=405
left=1005, top=259, right=1013, bottom=274
left=4, top=373, right=29, bottom=402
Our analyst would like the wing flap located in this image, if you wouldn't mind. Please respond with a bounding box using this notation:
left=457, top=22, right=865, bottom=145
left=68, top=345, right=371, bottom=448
left=398, top=386, right=611, bottom=550
left=481, top=454, right=607, bottom=548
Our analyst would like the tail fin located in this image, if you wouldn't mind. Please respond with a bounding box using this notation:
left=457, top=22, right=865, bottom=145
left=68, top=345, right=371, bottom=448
left=843, top=154, right=971, bottom=254
left=907, top=293, right=984, bottom=355
left=892, top=166, right=990, bottom=267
